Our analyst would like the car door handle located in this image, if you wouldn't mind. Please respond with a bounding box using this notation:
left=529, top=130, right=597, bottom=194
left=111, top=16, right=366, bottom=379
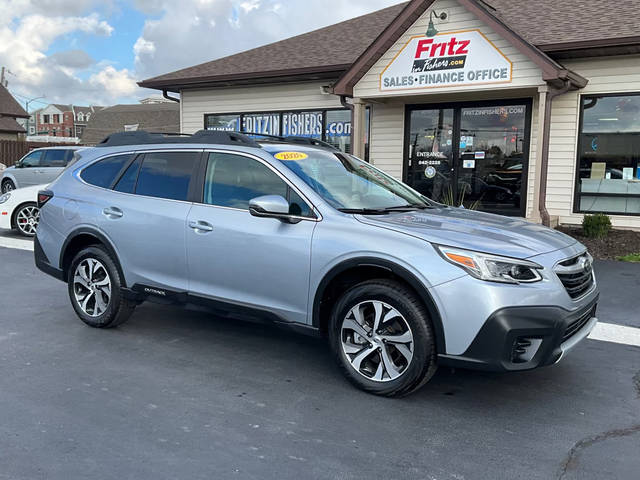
left=103, top=207, right=123, bottom=219
left=188, top=220, right=213, bottom=233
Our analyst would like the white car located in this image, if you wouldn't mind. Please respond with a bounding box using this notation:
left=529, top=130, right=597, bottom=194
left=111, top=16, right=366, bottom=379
left=0, top=184, right=45, bottom=237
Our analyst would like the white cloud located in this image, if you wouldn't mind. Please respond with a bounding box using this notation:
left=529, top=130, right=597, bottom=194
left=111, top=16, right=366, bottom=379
left=134, top=0, right=403, bottom=80
left=0, top=3, right=142, bottom=105
left=0, top=0, right=404, bottom=106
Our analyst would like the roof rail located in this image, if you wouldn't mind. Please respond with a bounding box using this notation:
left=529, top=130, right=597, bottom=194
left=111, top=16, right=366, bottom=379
left=94, top=130, right=261, bottom=148
left=243, top=132, right=341, bottom=151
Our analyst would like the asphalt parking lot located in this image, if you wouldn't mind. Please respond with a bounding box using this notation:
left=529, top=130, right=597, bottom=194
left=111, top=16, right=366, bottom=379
left=0, top=241, right=639, bottom=480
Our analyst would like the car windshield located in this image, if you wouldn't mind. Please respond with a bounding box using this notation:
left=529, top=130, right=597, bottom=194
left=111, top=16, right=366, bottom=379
left=273, top=149, right=434, bottom=212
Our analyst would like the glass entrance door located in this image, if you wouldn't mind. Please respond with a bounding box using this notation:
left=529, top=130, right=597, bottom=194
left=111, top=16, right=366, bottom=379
left=406, top=109, right=455, bottom=204
left=458, top=105, right=528, bottom=216
left=405, top=101, right=530, bottom=216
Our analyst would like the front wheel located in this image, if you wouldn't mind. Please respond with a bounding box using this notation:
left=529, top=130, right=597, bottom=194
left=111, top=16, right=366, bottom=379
left=68, top=246, right=135, bottom=328
left=1, top=179, right=15, bottom=193
left=329, top=279, right=437, bottom=397
left=14, top=202, right=39, bottom=237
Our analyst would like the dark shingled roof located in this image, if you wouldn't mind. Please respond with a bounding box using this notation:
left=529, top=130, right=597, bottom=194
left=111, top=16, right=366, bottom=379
left=81, top=103, right=180, bottom=145
left=0, top=116, right=27, bottom=134
left=139, top=0, right=640, bottom=91
left=0, top=85, right=29, bottom=119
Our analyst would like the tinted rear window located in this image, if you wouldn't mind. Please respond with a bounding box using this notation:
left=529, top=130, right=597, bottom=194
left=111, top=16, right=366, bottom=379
left=114, top=157, right=142, bottom=194
left=134, top=151, right=199, bottom=201
left=81, top=154, right=133, bottom=188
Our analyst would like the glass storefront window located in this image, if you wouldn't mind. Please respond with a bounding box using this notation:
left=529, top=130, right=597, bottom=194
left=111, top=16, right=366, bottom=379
left=205, top=114, right=241, bottom=132
left=325, top=109, right=352, bottom=153
left=576, top=94, right=640, bottom=215
left=242, top=113, right=280, bottom=136
left=203, top=109, right=366, bottom=157
left=282, top=111, right=323, bottom=138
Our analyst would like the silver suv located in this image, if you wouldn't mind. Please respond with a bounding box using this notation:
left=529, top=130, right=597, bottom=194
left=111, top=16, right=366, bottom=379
left=1, top=147, right=84, bottom=192
left=35, top=131, right=599, bottom=396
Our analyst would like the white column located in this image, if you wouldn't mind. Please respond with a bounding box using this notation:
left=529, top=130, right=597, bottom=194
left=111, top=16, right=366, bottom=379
left=528, top=86, right=548, bottom=224
left=352, top=97, right=367, bottom=159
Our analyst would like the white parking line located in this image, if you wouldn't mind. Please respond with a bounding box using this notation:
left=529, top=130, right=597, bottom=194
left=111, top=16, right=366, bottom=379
left=589, top=322, right=640, bottom=348
left=0, top=235, right=639, bottom=348
left=0, top=235, right=34, bottom=251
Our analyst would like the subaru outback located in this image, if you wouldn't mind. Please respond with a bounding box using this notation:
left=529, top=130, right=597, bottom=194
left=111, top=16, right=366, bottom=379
left=34, top=131, right=599, bottom=396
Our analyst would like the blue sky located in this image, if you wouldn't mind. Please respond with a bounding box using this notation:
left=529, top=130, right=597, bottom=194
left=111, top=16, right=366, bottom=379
left=0, top=0, right=401, bottom=108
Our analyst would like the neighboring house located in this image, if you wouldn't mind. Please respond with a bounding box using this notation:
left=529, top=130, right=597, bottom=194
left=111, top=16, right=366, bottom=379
left=139, top=96, right=174, bottom=104
left=0, top=84, right=29, bottom=141
left=35, top=104, right=104, bottom=138
left=72, top=105, right=104, bottom=138
left=81, top=103, right=180, bottom=145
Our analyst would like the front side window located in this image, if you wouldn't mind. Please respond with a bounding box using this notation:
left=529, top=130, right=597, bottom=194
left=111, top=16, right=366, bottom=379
left=81, top=154, right=133, bottom=188
left=577, top=93, right=640, bottom=214
left=134, top=151, right=198, bottom=201
left=272, top=148, right=429, bottom=211
left=203, top=152, right=311, bottom=216
left=21, top=150, right=43, bottom=168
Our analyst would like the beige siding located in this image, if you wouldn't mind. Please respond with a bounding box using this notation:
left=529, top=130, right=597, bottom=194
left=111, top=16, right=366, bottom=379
left=180, top=82, right=343, bottom=134
left=354, top=0, right=544, bottom=99
left=369, top=102, right=405, bottom=178
left=547, top=55, right=640, bottom=228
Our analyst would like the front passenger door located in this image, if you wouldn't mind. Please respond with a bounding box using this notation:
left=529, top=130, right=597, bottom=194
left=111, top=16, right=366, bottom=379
left=15, top=150, right=43, bottom=187
left=186, top=151, right=317, bottom=325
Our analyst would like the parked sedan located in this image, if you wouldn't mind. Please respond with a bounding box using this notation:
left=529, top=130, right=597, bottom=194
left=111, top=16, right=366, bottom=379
left=1, top=147, right=83, bottom=193
left=0, top=184, right=45, bottom=237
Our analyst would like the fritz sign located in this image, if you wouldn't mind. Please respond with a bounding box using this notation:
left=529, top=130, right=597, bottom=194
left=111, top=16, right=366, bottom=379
left=380, top=29, right=512, bottom=92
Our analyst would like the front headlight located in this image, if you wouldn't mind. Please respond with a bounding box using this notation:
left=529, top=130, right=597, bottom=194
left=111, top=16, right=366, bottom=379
left=436, top=245, right=543, bottom=284
left=0, top=192, right=11, bottom=204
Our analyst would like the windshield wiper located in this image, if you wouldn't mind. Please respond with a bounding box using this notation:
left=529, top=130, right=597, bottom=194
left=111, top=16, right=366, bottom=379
left=338, top=204, right=433, bottom=215
left=383, top=203, right=433, bottom=211
left=337, top=208, right=389, bottom=215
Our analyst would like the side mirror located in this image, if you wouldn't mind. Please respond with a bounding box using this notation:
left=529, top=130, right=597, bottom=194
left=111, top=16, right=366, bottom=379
left=249, top=195, right=300, bottom=224
left=14, top=162, right=23, bottom=169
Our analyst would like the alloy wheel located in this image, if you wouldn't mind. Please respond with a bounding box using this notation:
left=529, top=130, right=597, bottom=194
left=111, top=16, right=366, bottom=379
left=340, top=300, right=414, bottom=382
left=15, top=205, right=39, bottom=236
left=73, top=258, right=112, bottom=317
left=2, top=181, right=15, bottom=193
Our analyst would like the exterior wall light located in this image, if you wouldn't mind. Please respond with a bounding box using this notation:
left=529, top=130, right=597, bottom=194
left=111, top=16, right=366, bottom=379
left=426, top=10, right=448, bottom=37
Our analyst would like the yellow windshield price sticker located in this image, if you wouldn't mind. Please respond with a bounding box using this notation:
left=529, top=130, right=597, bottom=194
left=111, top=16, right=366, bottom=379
left=274, top=151, right=308, bottom=161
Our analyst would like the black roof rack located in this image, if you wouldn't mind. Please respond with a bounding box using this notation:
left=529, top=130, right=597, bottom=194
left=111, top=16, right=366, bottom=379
left=93, top=129, right=341, bottom=152
left=94, top=130, right=261, bottom=148
left=243, top=132, right=341, bottom=152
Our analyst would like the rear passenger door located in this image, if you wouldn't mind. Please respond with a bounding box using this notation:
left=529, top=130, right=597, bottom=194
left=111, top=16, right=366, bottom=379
left=85, top=150, right=200, bottom=292
left=39, top=149, right=71, bottom=185
left=185, top=151, right=317, bottom=325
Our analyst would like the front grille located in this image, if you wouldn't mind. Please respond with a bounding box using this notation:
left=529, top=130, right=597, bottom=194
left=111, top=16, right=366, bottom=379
left=562, top=306, right=596, bottom=343
left=555, top=253, right=595, bottom=299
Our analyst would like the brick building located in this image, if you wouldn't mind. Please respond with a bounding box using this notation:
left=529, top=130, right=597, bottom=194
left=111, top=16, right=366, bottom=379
left=35, top=104, right=103, bottom=138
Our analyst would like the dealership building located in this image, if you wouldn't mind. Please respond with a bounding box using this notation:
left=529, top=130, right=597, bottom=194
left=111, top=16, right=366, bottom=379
left=139, top=0, right=640, bottom=228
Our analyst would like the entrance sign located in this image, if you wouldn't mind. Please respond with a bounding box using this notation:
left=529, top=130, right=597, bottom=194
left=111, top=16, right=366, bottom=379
left=380, top=30, right=512, bottom=92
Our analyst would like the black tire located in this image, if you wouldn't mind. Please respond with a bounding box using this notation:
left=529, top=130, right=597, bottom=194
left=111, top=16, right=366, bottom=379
left=1, top=178, right=15, bottom=193
left=67, top=246, right=135, bottom=328
left=329, top=279, right=437, bottom=397
left=13, top=202, right=39, bottom=237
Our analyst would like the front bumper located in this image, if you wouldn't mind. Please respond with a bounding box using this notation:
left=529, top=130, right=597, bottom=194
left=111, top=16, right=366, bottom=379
left=438, top=295, right=598, bottom=371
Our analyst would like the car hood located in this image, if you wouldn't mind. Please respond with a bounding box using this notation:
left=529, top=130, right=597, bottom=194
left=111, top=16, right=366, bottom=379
left=355, top=207, right=578, bottom=259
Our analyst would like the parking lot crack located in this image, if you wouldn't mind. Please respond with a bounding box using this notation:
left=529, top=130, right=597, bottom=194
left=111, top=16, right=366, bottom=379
left=557, top=424, right=640, bottom=479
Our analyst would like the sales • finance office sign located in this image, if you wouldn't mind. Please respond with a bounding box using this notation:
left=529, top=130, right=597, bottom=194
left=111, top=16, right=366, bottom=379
left=380, top=29, right=512, bottom=92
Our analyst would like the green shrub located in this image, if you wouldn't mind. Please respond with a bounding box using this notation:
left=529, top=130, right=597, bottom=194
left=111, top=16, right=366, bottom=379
left=582, top=213, right=612, bottom=239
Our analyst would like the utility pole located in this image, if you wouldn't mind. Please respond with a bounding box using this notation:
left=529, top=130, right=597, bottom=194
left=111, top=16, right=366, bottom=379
left=24, top=96, right=46, bottom=136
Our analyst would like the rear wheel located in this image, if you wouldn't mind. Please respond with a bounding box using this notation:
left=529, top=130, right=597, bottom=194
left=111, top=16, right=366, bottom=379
left=68, top=246, right=135, bottom=328
left=14, top=202, right=39, bottom=237
left=329, top=279, right=437, bottom=397
left=2, top=179, right=15, bottom=193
